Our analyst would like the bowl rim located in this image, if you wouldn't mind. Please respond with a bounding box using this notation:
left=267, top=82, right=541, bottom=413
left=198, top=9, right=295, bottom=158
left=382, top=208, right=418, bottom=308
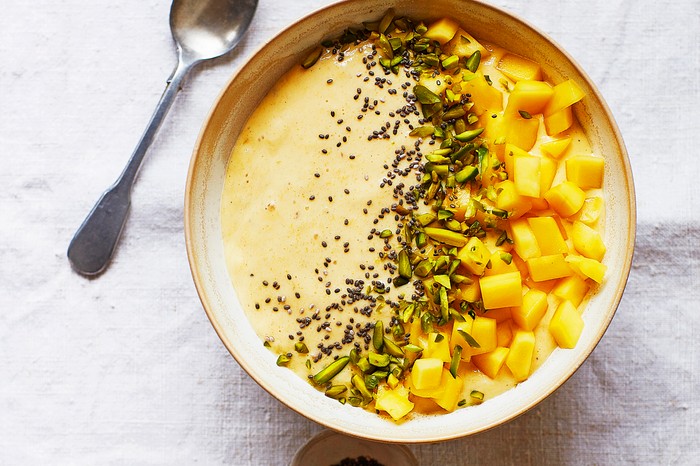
left=184, top=0, right=636, bottom=443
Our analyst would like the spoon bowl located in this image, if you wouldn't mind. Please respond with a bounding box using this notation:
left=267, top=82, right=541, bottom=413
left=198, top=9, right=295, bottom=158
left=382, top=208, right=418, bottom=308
left=171, top=0, right=258, bottom=63
left=67, top=0, right=258, bottom=276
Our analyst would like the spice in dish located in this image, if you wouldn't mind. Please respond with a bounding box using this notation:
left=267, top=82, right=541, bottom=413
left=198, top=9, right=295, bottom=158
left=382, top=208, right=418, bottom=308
left=221, top=10, right=606, bottom=421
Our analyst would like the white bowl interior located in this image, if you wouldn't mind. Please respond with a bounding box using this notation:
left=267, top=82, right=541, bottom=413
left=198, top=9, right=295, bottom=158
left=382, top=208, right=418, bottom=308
left=185, top=0, right=635, bottom=443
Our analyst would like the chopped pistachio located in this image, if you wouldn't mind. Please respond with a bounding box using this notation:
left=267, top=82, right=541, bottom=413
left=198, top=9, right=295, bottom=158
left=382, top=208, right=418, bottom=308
left=450, top=345, right=463, bottom=378
left=414, top=259, right=433, bottom=277
left=352, top=374, right=373, bottom=402
left=413, top=84, right=441, bottom=105
left=415, top=212, right=437, bottom=226
left=424, top=227, right=468, bottom=247
left=276, top=354, right=291, bottom=366
left=294, top=342, right=309, bottom=354
left=301, top=47, right=323, bottom=69
left=383, top=337, right=405, bottom=357
left=373, top=320, right=384, bottom=350
left=443, top=106, right=467, bottom=120
left=442, top=54, right=460, bottom=69
left=378, top=34, right=394, bottom=58
left=378, top=8, right=395, bottom=34
left=415, top=232, right=428, bottom=249
left=455, top=166, right=478, bottom=183
left=454, top=127, right=484, bottom=142
left=398, top=249, right=412, bottom=279
left=357, top=357, right=372, bottom=373
left=325, top=385, right=348, bottom=399
left=439, top=286, right=449, bottom=323
left=433, top=274, right=451, bottom=289
left=403, top=344, right=424, bottom=353
left=312, top=356, right=350, bottom=384
left=457, top=329, right=481, bottom=348
left=465, top=50, right=481, bottom=72
left=369, top=352, right=391, bottom=367
left=409, top=125, right=435, bottom=137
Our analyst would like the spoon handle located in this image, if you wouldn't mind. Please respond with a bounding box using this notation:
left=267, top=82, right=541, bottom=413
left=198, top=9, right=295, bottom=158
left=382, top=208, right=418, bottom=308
left=67, top=59, right=192, bottom=276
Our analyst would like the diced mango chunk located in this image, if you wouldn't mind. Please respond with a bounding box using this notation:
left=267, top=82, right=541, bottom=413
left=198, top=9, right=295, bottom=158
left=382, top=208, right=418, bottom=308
left=446, top=29, right=489, bottom=58
left=511, top=254, right=529, bottom=279
left=512, top=288, right=548, bottom=331
left=497, top=53, right=542, bottom=82
left=576, top=197, right=604, bottom=225
left=544, top=181, right=586, bottom=217
left=457, top=236, right=491, bottom=276
left=503, top=143, right=530, bottom=176
left=530, top=197, right=550, bottom=211
left=375, top=385, right=414, bottom=421
left=526, top=276, right=558, bottom=294
left=505, top=80, right=554, bottom=116
left=481, top=306, right=512, bottom=323
left=411, top=358, right=444, bottom=390
left=527, top=254, right=573, bottom=282
left=552, top=274, right=590, bottom=307
left=479, top=271, right=523, bottom=309
left=496, top=180, right=532, bottom=220
left=472, top=347, right=510, bottom=379
left=496, top=319, right=514, bottom=346
left=463, top=316, right=498, bottom=357
left=505, top=329, right=535, bottom=382
left=484, top=113, right=508, bottom=154
left=565, top=255, right=607, bottom=284
left=539, top=156, right=558, bottom=195
left=571, top=221, right=606, bottom=261
left=462, top=73, right=504, bottom=114
left=424, top=333, right=451, bottom=363
left=424, top=17, right=460, bottom=44
left=544, top=79, right=586, bottom=117
left=433, top=371, right=464, bottom=412
left=460, top=279, right=481, bottom=303
left=544, top=106, right=573, bottom=135
left=540, top=137, right=572, bottom=159
left=408, top=370, right=446, bottom=398
left=528, top=216, right=568, bottom=255
left=506, top=116, right=539, bottom=152
left=566, top=155, right=605, bottom=189
left=510, top=219, right=541, bottom=260
left=484, top=251, right=518, bottom=277
left=549, top=301, right=584, bottom=349
left=513, top=154, right=541, bottom=197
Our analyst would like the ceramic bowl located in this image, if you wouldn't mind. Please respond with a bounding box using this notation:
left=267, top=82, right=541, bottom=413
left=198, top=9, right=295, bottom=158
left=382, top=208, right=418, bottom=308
left=291, top=430, right=418, bottom=466
left=185, top=0, right=635, bottom=443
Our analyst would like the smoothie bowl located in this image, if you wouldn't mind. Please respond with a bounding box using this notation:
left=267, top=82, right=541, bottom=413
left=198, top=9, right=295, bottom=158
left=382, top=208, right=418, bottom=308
left=185, top=0, right=635, bottom=442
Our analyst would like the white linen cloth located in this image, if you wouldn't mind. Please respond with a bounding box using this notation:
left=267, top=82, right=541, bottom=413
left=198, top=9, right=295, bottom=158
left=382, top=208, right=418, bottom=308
left=1, top=0, right=698, bottom=464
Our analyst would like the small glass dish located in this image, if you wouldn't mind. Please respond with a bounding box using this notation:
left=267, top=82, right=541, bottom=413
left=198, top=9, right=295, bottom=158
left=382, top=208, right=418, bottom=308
left=291, top=430, right=418, bottom=466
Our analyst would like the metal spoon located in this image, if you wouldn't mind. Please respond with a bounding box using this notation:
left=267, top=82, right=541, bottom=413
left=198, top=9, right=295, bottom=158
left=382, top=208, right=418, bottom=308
left=67, top=0, right=258, bottom=276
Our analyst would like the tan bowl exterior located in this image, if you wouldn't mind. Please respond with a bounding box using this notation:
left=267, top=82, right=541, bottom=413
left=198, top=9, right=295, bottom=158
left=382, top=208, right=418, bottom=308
left=185, top=0, right=636, bottom=443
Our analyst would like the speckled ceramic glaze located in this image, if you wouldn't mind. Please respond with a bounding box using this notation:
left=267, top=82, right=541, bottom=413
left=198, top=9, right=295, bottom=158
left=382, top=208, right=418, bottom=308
left=185, top=0, right=635, bottom=443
